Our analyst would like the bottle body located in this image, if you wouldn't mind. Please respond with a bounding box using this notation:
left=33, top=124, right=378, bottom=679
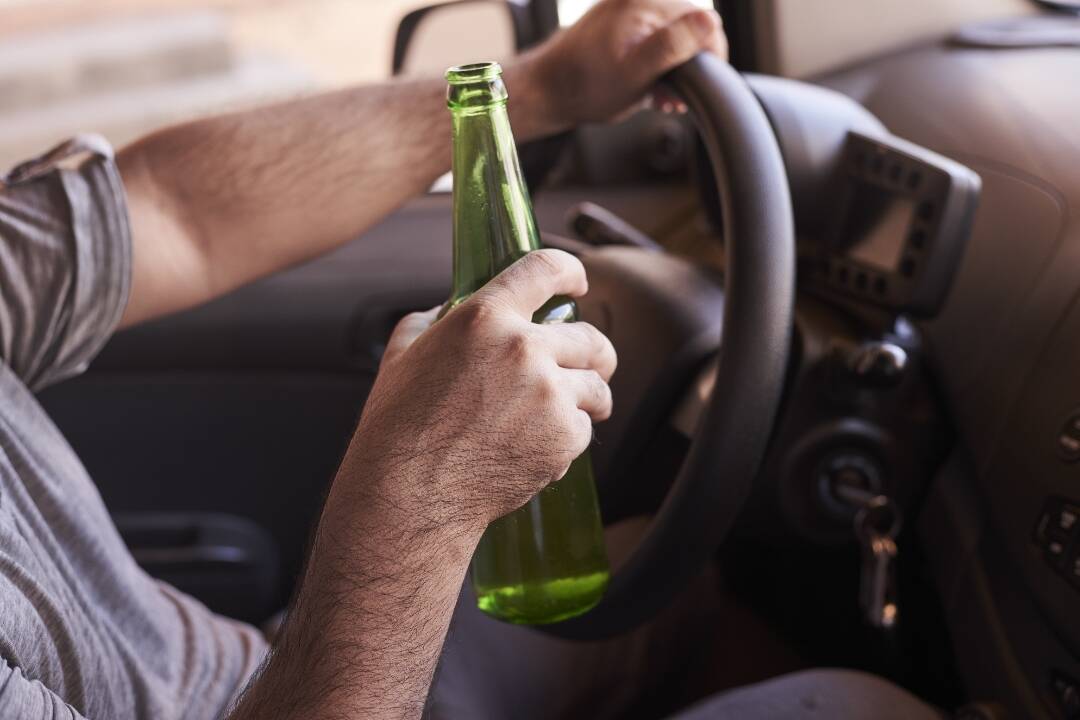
left=470, top=297, right=609, bottom=624
left=471, top=450, right=609, bottom=624
left=445, top=62, right=609, bottom=624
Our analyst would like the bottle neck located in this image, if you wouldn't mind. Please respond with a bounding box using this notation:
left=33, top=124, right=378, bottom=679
left=447, top=99, right=540, bottom=307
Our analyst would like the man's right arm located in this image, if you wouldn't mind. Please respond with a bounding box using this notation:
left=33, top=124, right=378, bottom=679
left=228, top=249, right=617, bottom=719
left=114, top=0, right=726, bottom=330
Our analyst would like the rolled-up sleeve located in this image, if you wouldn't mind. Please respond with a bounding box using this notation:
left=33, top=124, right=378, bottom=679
left=0, top=661, right=87, bottom=720
left=0, top=134, right=132, bottom=391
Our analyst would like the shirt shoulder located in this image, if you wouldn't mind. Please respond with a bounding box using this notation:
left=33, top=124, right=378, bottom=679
left=0, top=135, right=132, bottom=391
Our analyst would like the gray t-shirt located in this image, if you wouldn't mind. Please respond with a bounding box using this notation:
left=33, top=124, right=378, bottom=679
left=0, top=137, right=267, bottom=719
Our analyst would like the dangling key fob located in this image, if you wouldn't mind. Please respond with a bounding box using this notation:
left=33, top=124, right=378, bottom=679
left=854, top=496, right=901, bottom=629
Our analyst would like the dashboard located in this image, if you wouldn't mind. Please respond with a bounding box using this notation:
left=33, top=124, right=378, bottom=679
left=686, top=56, right=1080, bottom=716
left=814, top=39, right=1080, bottom=719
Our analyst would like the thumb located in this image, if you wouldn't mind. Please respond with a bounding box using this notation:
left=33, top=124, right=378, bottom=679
left=625, top=9, right=725, bottom=89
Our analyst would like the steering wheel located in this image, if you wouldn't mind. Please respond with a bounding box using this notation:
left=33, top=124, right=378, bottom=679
left=544, top=53, right=796, bottom=640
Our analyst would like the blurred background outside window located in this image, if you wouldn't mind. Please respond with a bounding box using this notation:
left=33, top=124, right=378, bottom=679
left=557, top=0, right=713, bottom=25
left=0, top=0, right=429, bottom=167
left=0, top=0, right=716, bottom=168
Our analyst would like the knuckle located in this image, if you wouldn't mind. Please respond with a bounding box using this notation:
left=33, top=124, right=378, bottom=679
left=505, top=328, right=534, bottom=363
left=584, top=323, right=610, bottom=356
left=588, top=370, right=609, bottom=400
left=577, top=321, right=602, bottom=346
left=541, top=410, right=591, bottom=477
left=593, top=369, right=612, bottom=397
left=595, top=382, right=613, bottom=420
left=604, top=344, right=618, bottom=378
left=390, top=312, right=418, bottom=335
left=455, top=300, right=497, bottom=337
left=527, top=248, right=566, bottom=278
left=570, top=411, right=594, bottom=454
left=654, top=28, right=683, bottom=64
left=605, top=337, right=618, bottom=366
left=542, top=454, right=572, bottom=488
left=664, top=14, right=706, bottom=61
left=718, top=37, right=730, bottom=59
left=534, top=370, right=560, bottom=405
left=581, top=323, right=617, bottom=374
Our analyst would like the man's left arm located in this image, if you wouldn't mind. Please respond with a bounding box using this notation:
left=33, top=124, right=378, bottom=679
left=116, top=0, right=726, bottom=327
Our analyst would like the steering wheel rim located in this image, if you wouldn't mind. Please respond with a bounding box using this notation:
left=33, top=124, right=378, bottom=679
left=542, top=53, right=796, bottom=639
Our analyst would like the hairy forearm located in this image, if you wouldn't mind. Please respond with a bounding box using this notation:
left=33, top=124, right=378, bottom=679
left=230, top=441, right=484, bottom=719
left=117, top=53, right=558, bottom=327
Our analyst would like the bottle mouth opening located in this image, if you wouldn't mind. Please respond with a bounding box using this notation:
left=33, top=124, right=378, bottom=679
left=446, top=61, right=503, bottom=84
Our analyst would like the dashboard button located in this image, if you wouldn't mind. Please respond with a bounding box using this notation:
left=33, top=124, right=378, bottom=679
left=1046, top=503, right=1079, bottom=545
left=1051, top=671, right=1080, bottom=719
left=1048, top=538, right=1067, bottom=568
left=1037, top=499, right=1058, bottom=539
left=1061, top=434, right=1080, bottom=458
left=1059, top=412, right=1080, bottom=462
left=1059, top=506, right=1079, bottom=534
left=1035, top=498, right=1080, bottom=586
left=1036, top=498, right=1069, bottom=541
left=1068, top=551, right=1080, bottom=588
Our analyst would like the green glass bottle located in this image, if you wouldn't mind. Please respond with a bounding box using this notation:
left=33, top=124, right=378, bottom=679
left=443, top=61, right=609, bottom=625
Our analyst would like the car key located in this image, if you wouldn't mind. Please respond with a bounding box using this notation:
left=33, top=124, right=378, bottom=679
left=854, top=495, right=902, bottom=630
